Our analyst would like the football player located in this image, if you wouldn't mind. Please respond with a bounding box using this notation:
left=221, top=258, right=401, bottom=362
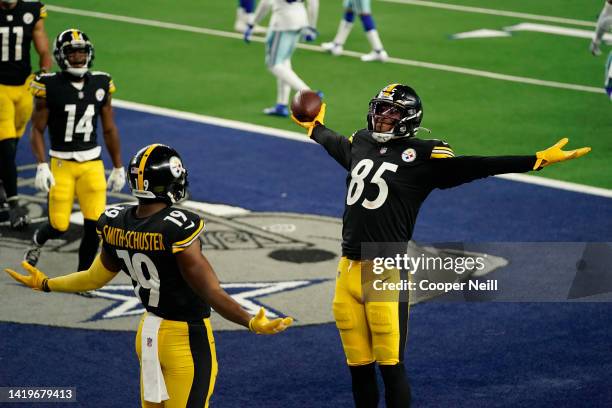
left=292, top=84, right=591, bottom=407
left=0, top=0, right=51, bottom=228
left=244, top=0, right=319, bottom=117
left=5, top=143, right=293, bottom=408
left=590, top=0, right=612, bottom=99
left=321, top=0, right=388, bottom=62
left=25, top=29, right=125, bottom=271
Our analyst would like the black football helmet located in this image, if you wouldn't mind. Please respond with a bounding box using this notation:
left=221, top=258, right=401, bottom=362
left=128, top=144, right=188, bottom=204
left=53, top=29, right=95, bottom=78
left=367, top=84, right=423, bottom=143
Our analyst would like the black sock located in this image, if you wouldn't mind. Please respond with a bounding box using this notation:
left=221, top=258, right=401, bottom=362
left=379, top=364, right=411, bottom=408
left=34, top=223, right=64, bottom=246
left=0, top=138, right=18, bottom=199
left=78, top=219, right=100, bottom=270
left=349, top=363, right=379, bottom=408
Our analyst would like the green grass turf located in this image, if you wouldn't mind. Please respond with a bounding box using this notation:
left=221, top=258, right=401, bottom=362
left=40, top=0, right=611, bottom=188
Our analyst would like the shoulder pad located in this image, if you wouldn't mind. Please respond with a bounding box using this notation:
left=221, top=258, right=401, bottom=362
left=90, top=71, right=112, bottom=78
left=96, top=205, right=130, bottom=237
left=164, top=209, right=205, bottom=254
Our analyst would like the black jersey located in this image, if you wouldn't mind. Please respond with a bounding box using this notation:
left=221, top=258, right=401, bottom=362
left=97, top=204, right=210, bottom=322
left=30, top=71, right=116, bottom=152
left=0, top=1, right=46, bottom=85
left=311, top=125, right=536, bottom=260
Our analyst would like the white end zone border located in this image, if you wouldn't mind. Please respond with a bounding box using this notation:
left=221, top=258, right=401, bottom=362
left=113, top=99, right=612, bottom=199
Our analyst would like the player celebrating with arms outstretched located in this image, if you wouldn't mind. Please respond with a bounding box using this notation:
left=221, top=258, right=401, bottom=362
left=5, top=144, right=293, bottom=407
left=292, top=84, right=590, bottom=407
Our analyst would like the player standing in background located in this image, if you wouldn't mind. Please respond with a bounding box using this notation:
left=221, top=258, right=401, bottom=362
left=292, top=84, right=590, bottom=407
left=321, top=0, right=388, bottom=62
left=234, top=0, right=265, bottom=34
left=0, top=0, right=51, bottom=228
left=244, top=0, right=319, bottom=117
left=25, top=29, right=125, bottom=271
left=5, top=143, right=293, bottom=408
left=590, top=0, right=612, bottom=99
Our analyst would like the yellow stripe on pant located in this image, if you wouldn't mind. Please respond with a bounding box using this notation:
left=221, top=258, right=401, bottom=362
left=136, top=314, right=218, bottom=408
left=332, top=257, right=410, bottom=366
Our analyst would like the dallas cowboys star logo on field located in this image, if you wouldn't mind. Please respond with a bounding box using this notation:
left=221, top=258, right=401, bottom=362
left=82, top=279, right=328, bottom=321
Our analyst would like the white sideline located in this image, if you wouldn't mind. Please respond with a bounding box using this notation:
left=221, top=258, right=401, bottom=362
left=379, top=0, right=597, bottom=28
left=112, top=99, right=612, bottom=199
left=46, top=5, right=603, bottom=95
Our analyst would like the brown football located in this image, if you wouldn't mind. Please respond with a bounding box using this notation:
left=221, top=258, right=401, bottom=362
left=291, top=90, right=322, bottom=122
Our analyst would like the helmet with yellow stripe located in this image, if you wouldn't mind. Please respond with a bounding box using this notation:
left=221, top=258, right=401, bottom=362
left=367, top=84, right=423, bottom=143
left=53, top=28, right=95, bottom=78
left=128, top=144, right=189, bottom=204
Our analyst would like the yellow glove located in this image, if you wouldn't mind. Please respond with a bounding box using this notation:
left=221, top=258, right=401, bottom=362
left=248, top=307, right=293, bottom=335
left=5, top=261, right=49, bottom=291
left=534, top=138, right=591, bottom=170
left=291, top=103, right=326, bottom=137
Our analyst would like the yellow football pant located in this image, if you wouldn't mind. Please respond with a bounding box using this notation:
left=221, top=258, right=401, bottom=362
left=0, top=77, right=33, bottom=140
left=48, top=158, right=106, bottom=231
left=333, top=257, right=410, bottom=366
left=136, top=314, right=218, bottom=408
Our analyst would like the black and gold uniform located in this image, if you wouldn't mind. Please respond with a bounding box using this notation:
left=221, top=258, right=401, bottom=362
left=97, top=203, right=217, bottom=408
left=0, top=0, right=47, bottom=138
left=30, top=70, right=115, bottom=231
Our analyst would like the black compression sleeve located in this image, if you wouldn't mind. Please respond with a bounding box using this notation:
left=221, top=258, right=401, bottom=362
left=430, top=155, right=536, bottom=189
left=310, top=125, right=352, bottom=170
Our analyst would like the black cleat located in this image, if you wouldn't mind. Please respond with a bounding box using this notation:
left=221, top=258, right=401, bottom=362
left=24, top=245, right=41, bottom=267
left=9, top=206, right=29, bottom=229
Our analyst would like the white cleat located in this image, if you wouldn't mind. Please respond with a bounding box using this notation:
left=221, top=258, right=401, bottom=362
left=321, top=42, right=343, bottom=56
left=360, top=49, right=389, bottom=62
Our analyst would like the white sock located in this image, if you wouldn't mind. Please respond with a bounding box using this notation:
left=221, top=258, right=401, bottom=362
left=595, top=2, right=612, bottom=42
left=333, top=20, right=353, bottom=46
left=269, top=60, right=308, bottom=92
left=366, top=29, right=384, bottom=52
left=277, top=78, right=291, bottom=105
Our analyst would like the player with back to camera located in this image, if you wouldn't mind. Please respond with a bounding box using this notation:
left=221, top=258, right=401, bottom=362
left=5, top=143, right=294, bottom=408
left=292, top=83, right=591, bottom=407
left=244, top=0, right=319, bottom=117
left=0, top=0, right=51, bottom=228
left=590, top=0, right=612, bottom=99
left=25, top=29, right=125, bottom=271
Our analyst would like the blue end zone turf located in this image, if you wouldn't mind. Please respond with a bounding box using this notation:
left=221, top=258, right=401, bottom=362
left=8, top=107, right=612, bottom=407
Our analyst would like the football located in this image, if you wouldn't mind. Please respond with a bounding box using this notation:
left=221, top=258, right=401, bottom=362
left=291, top=90, right=322, bottom=122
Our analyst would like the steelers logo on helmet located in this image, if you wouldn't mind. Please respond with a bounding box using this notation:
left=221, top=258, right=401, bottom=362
left=53, top=29, right=95, bottom=78
left=127, top=144, right=188, bottom=204
left=367, top=84, right=423, bottom=143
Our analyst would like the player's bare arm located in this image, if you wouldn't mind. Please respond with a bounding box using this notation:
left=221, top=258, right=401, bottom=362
left=177, top=240, right=293, bottom=334
left=30, top=97, right=48, bottom=164
left=100, top=95, right=123, bottom=169
left=32, top=19, right=52, bottom=72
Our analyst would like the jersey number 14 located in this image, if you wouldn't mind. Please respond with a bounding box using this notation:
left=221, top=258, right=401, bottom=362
left=64, top=104, right=95, bottom=142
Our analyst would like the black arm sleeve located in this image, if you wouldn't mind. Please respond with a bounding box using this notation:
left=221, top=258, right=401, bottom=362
left=430, top=155, right=537, bottom=189
left=310, top=124, right=352, bottom=170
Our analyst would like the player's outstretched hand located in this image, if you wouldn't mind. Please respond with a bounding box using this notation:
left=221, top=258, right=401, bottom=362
left=302, top=26, right=318, bottom=42
left=107, top=167, right=126, bottom=192
left=534, top=138, right=591, bottom=170
left=291, top=102, right=326, bottom=137
left=5, top=261, right=48, bottom=291
left=244, top=24, right=254, bottom=43
left=248, top=307, right=293, bottom=335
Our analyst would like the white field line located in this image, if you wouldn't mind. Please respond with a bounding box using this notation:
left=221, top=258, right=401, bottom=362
left=378, top=0, right=597, bottom=28
left=112, top=99, right=612, bottom=199
left=46, top=5, right=603, bottom=95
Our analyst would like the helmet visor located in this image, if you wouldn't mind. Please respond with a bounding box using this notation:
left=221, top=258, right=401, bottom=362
left=370, top=101, right=404, bottom=133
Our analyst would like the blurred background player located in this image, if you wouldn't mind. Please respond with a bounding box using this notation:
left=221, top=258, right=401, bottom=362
left=25, top=29, right=125, bottom=271
left=234, top=0, right=265, bottom=34
left=321, top=0, right=388, bottom=62
left=5, top=143, right=293, bottom=407
left=590, top=0, right=612, bottom=99
left=292, top=84, right=590, bottom=407
left=0, top=0, right=51, bottom=228
left=244, top=0, right=319, bottom=117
